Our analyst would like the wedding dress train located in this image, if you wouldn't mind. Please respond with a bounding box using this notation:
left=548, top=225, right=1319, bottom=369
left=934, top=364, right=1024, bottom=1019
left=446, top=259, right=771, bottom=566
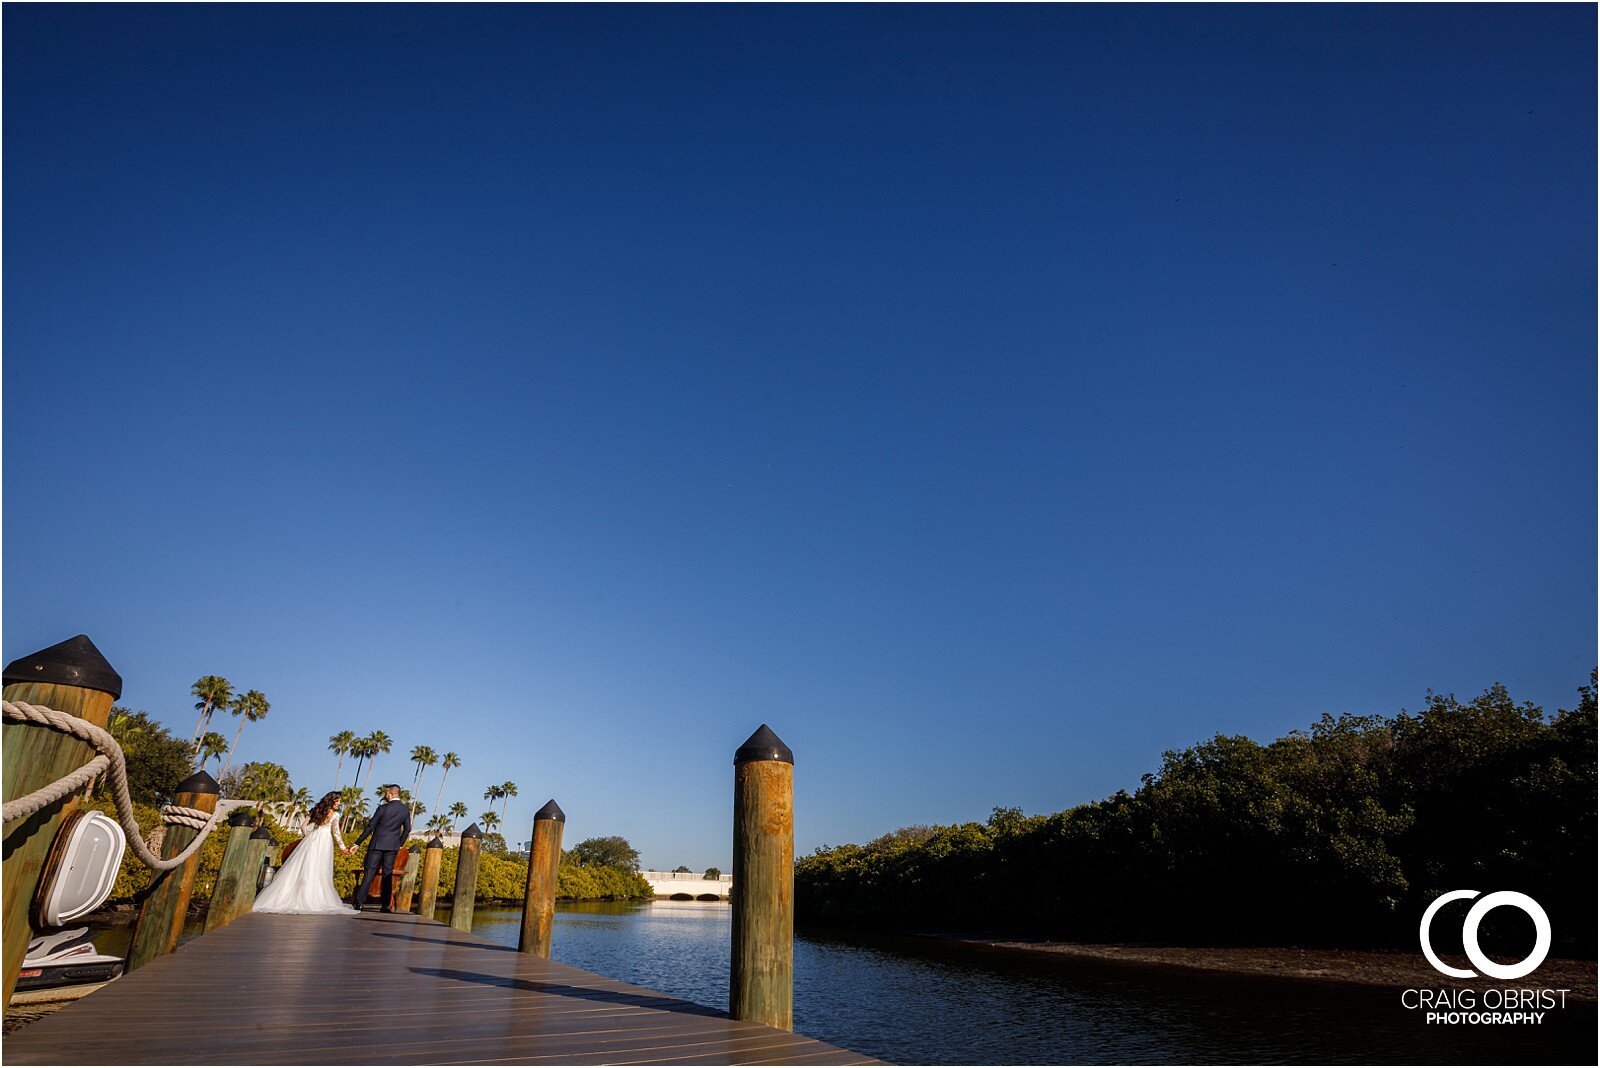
left=252, top=816, right=352, bottom=915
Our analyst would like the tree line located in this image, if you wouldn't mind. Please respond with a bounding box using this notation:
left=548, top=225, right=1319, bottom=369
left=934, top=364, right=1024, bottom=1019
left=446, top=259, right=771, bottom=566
left=188, top=675, right=269, bottom=780
left=795, top=676, right=1596, bottom=956
left=86, top=794, right=651, bottom=906
left=98, top=693, right=655, bottom=904
left=161, top=674, right=541, bottom=840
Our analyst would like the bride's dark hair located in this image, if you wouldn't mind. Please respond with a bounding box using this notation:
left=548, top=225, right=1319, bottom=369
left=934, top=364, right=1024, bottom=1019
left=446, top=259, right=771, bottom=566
left=307, top=791, right=341, bottom=828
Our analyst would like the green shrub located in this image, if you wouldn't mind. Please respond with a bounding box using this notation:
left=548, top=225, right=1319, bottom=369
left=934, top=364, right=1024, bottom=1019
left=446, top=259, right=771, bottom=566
left=434, top=847, right=651, bottom=902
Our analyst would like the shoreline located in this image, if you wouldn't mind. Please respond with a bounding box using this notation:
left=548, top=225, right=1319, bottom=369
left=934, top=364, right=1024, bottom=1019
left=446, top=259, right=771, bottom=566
left=901, top=932, right=1598, bottom=1001
left=81, top=901, right=1598, bottom=1000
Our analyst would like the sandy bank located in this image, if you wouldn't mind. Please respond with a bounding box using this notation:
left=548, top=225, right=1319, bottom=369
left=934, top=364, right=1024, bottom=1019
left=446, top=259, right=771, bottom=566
left=922, top=935, right=1597, bottom=1001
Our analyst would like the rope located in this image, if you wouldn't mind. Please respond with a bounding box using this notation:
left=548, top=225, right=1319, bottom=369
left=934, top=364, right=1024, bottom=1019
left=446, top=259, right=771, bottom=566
left=2, top=700, right=225, bottom=871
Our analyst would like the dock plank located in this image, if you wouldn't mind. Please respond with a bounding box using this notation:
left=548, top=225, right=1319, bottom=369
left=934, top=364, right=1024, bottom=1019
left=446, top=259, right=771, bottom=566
left=4, top=912, right=876, bottom=1065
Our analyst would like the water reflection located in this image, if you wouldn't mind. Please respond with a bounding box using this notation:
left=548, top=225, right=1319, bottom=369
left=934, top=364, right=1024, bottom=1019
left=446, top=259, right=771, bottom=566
left=466, top=902, right=1595, bottom=1066
left=83, top=904, right=1593, bottom=1064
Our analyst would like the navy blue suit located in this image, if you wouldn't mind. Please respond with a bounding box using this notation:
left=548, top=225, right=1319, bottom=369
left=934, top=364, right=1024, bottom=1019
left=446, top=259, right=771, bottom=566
left=352, top=799, right=412, bottom=910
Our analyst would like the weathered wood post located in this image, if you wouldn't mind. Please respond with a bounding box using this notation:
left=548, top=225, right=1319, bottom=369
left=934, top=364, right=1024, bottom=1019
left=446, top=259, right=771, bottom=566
left=2, top=635, right=123, bottom=1006
left=518, top=800, right=566, bottom=956
left=127, top=770, right=221, bottom=971
left=247, top=824, right=276, bottom=895
left=450, top=823, right=482, bottom=932
left=203, top=811, right=259, bottom=931
left=730, top=724, right=794, bottom=1031
left=396, top=850, right=421, bottom=913
left=417, top=835, right=444, bottom=919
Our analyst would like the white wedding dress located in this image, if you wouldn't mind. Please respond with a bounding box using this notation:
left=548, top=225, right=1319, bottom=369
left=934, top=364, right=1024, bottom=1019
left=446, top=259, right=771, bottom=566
left=252, top=814, right=352, bottom=915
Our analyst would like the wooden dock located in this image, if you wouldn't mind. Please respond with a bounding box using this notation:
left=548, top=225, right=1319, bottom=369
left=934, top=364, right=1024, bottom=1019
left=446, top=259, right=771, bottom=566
left=3, top=912, right=878, bottom=1065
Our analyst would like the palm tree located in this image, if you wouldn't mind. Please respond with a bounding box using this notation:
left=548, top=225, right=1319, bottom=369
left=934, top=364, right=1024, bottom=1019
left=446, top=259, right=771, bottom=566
left=328, top=731, right=357, bottom=788
left=189, top=676, right=234, bottom=759
left=340, top=785, right=368, bottom=833
left=427, top=813, right=449, bottom=833
left=197, top=731, right=229, bottom=772
left=498, top=781, right=517, bottom=821
left=409, top=748, right=435, bottom=789
left=349, top=736, right=375, bottom=786
left=238, top=761, right=291, bottom=814
left=419, top=746, right=440, bottom=793
left=360, top=730, right=392, bottom=792
left=219, top=689, right=270, bottom=780
left=483, top=784, right=504, bottom=814
left=409, top=745, right=438, bottom=795
left=479, top=811, right=501, bottom=836
left=288, top=787, right=313, bottom=831
left=343, top=796, right=371, bottom=834
left=448, top=801, right=468, bottom=832
left=432, top=752, right=460, bottom=820
left=371, top=786, right=426, bottom=819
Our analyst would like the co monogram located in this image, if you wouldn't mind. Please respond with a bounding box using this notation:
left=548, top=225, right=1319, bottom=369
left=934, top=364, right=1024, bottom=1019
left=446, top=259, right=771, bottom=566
left=1419, top=890, right=1551, bottom=980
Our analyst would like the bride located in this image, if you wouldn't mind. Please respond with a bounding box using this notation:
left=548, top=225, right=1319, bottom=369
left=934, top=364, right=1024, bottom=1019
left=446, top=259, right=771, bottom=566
left=253, top=790, right=353, bottom=915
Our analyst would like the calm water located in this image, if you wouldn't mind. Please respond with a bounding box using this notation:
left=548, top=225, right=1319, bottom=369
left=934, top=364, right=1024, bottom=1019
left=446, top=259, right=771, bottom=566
left=87, top=903, right=1593, bottom=1064
left=463, top=901, right=1594, bottom=1066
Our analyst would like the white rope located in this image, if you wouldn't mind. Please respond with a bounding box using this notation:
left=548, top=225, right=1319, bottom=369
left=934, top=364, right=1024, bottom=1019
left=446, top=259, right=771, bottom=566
left=2, top=700, right=225, bottom=871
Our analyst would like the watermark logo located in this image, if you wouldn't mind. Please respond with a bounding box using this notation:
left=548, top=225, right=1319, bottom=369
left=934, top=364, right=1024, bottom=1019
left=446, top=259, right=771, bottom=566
left=1419, top=890, right=1551, bottom=980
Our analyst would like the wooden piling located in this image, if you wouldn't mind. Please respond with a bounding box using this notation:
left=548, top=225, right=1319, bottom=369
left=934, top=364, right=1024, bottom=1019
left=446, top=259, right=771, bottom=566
left=203, top=811, right=259, bottom=932
left=396, top=850, right=421, bottom=913
left=2, top=635, right=123, bottom=1006
left=417, top=835, right=444, bottom=918
left=517, top=800, right=566, bottom=956
left=450, top=823, right=482, bottom=932
left=247, top=824, right=276, bottom=896
left=730, top=724, right=794, bottom=1031
left=126, top=770, right=221, bottom=972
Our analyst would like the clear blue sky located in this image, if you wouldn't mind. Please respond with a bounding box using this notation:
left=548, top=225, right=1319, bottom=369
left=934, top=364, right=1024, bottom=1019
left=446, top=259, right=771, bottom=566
left=5, top=5, right=1594, bottom=870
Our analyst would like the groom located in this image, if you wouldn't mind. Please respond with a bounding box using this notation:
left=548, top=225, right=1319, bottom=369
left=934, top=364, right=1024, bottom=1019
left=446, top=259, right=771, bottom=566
left=349, top=784, right=412, bottom=912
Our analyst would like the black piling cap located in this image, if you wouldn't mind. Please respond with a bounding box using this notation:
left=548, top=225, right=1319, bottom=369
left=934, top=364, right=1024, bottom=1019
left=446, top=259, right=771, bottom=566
left=426, top=835, right=444, bottom=850
left=534, top=799, right=565, bottom=823
left=228, top=810, right=256, bottom=827
left=174, top=770, right=220, bottom=796
left=460, top=823, right=483, bottom=839
left=249, top=825, right=274, bottom=841
left=734, top=724, right=794, bottom=765
left=2, top=634, right=122, bottom=699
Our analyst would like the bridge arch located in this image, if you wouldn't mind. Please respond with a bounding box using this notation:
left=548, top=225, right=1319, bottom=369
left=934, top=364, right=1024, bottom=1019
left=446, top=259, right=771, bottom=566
left=638, top=870, right=732, bottom=901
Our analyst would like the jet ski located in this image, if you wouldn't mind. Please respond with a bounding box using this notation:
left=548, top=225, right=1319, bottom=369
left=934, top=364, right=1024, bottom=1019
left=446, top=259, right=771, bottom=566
left=16, top=927, right=124, bottom=991
left=33, top=808, right=126, bottom=928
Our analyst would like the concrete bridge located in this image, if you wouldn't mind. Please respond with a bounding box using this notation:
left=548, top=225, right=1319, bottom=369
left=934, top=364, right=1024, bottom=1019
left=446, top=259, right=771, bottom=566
left=640, top=870, right=732, bottom=900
